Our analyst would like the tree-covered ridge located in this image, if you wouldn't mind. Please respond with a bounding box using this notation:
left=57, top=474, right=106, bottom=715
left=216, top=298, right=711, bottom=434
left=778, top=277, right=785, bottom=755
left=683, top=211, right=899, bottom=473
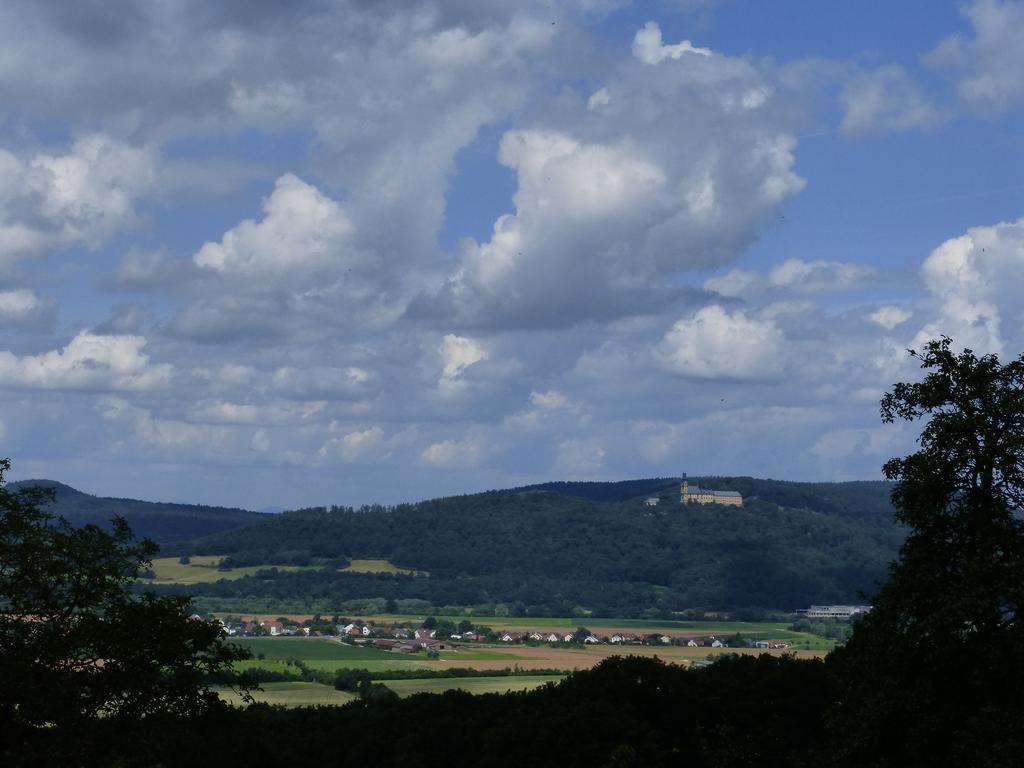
left=506, top=477, right=681, bottom=502
left=170, top=478, right=901, bottom=612
left=513, top=476, right=897, bottom=520
left=8, top=479, right=266, bottom=544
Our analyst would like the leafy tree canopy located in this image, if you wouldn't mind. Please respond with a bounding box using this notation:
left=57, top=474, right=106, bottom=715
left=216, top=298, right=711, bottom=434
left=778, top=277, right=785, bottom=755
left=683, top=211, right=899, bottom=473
left=831, top=338, right=1024, bottom=765
left=0, top=459, right=253, bottom=763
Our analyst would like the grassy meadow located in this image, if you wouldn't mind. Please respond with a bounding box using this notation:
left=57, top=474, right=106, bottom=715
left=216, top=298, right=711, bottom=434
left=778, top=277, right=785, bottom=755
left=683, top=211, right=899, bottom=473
left=379, top=675, right=562, bottom=697
left=147, top=555, right=317, bottom=584
left=232, top=637, right=426, bottom=672
left=227, top=634, right=829, bottom=678
left=150, top=556, right=423, bottom=584
left=219, top=682, right=356, bottom=707
left=217, top=677, right=561, bottom=707
left=341, top=559, right=428, bottom=576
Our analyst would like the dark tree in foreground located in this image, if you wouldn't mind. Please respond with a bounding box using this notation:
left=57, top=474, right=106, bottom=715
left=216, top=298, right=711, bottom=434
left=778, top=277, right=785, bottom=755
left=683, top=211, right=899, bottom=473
left=829, top=339, right=1024, bottom=766
left=0, top=459, right=253, bottom=763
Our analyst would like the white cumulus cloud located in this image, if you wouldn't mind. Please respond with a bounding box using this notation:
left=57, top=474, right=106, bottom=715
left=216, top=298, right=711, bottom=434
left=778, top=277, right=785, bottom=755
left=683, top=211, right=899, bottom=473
left=318, top=426, right=386, bottom=462
left=420, top=28, right=805, bottom=328
left=919, top=215, right=1024, bottom=354
left=657, top=305, right=785, bottom=380
left=0, top=332, right=170, bottom=392
left=194, top=173, right=354, bottom=281
left=0, top=289, right=49, bottom=326
left=438, top=334, right=489, bottom=395
left=867, top=306, right=911, bottom=330
left=419, top=438, right=482, bottom=468
left=632, top=21, right=712, bottom=64
left=0, top=135, right=156, bottom=264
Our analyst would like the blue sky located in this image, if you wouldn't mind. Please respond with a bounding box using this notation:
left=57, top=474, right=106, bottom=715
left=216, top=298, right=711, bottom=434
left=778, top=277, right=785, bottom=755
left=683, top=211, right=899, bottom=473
left=2, top=0, right=1024, bottom=509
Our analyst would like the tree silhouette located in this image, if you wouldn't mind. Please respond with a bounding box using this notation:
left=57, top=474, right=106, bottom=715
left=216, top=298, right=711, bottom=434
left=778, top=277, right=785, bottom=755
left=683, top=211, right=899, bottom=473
left=829, top=338, right=1024, bottom=766
left=0, top=459, right=253, bottom=762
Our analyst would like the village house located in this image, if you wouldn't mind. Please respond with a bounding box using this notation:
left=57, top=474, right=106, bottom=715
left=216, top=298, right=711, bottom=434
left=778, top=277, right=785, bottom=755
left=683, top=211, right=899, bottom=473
left=239, top=614, right=763, bottom=651
left=260, top=620, right=284, bottom=636
left=341, top=623, right=366, bottom=638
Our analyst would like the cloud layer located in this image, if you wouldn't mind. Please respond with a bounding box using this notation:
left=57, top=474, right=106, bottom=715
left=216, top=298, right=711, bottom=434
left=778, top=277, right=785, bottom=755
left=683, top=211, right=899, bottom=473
left=1, top=1, right=1023, bottom=507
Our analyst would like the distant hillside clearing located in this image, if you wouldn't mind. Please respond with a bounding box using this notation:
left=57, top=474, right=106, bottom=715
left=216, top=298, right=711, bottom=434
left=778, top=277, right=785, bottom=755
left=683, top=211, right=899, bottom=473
left=147, top=556, right=317, bottom=584
left=342, top=559, right=428, bottom=576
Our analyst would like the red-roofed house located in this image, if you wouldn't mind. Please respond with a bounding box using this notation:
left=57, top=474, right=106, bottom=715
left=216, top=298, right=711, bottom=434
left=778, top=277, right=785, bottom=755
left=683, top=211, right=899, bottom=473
left=260, top=620, right=284, bottom=636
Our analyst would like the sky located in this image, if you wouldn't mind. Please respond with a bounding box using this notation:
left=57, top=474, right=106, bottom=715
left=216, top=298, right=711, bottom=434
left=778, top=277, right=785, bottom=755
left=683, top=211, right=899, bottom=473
left=3, top=0, right=1024, bottom=510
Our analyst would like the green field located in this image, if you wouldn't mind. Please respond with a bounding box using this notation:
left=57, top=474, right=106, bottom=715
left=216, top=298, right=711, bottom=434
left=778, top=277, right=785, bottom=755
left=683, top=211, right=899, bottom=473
left=147, top=555, right=316, bottom=584
left=231, top=637, right=426, bottom=672
left=342, top=559, right=427, bottom=576
left=218, top=677, right=562, bottom=707
left=219, top=682, right=356, bottom=707
left=149, top=555, right=422, bottom=584
left=379, top=675, right=563, bottom=697
left=235, top=659, right=293, bottom=673
left=436, top=649, right=521, bottom=661
left=217, top=634, right=831, bottom=709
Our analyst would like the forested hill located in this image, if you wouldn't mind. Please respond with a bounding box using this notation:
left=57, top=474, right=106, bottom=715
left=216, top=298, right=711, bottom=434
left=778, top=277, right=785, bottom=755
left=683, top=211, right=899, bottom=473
left=8, top=479, right=266, bottom=544
left=507, top=476, right=895, bottom=522
left=508, top=478, right=681, bottom=502
left=167, top=478, right=902, bottom=614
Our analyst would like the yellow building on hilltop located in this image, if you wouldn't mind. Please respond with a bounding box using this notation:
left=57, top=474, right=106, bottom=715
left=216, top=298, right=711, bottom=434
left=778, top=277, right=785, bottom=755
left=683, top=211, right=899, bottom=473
left=680, top=474, right=743, bottom=506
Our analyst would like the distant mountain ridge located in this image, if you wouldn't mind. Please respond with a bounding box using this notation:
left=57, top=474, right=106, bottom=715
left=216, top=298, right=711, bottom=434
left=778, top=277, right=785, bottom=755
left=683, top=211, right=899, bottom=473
left=8, top=479, right=267, bottom=545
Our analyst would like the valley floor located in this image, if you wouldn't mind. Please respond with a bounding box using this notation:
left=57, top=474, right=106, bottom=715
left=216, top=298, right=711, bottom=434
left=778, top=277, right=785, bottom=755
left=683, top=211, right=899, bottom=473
left=223, top=633, right=826, bottom=707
